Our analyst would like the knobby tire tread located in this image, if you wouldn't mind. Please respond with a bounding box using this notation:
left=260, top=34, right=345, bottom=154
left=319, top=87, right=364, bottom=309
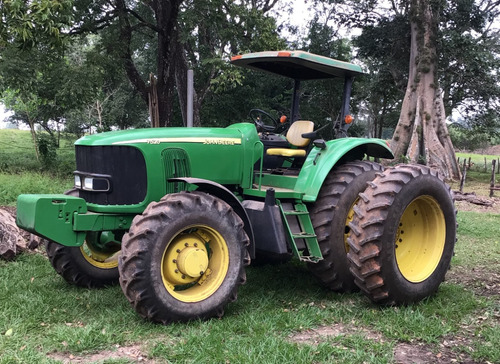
left=309, top=160, right=384, bottom=292
left=45, top=240, right=119, bottom=288
left=119, top=191, right=249, bottom=324
left=347, top=164, right=456, bottom=305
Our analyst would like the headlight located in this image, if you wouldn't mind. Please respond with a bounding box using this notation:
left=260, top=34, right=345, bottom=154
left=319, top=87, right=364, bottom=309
left=74, top=172, right=111, bottom=192
left=74, top=175, right=82, bottom=188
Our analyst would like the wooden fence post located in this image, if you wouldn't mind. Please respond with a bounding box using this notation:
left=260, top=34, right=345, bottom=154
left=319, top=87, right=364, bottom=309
left=460, top=158, right=467, bottom=193
left=491, top=160, right=497, bottom=198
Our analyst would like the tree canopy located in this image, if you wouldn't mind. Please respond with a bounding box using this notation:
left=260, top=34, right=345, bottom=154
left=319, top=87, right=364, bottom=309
left=1, top=0, right=499, bottom=170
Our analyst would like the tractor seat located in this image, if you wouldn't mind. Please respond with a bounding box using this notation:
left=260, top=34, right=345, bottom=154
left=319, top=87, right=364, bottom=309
left=266, top=120, right=314, bottom=157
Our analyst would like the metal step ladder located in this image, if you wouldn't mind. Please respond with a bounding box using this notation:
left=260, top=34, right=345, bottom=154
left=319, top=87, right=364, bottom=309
left=278, top=200, right=323, bottom=263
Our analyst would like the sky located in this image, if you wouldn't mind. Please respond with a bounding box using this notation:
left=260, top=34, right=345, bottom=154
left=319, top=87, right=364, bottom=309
left=0, top=104, right=13, bottom=125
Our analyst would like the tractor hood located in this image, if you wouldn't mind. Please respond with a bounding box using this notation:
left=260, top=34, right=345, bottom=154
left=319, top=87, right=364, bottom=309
left=75, top=124, right=251, bottom=147
left=72, top=123, right=263, bottom=213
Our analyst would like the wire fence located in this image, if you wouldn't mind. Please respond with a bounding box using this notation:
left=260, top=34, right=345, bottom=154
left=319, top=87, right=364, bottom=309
left=457, top=157, right=500, bottom=197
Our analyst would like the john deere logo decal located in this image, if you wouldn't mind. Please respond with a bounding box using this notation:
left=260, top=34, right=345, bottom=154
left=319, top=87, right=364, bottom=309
left=113, top=137, right=242, bottom=145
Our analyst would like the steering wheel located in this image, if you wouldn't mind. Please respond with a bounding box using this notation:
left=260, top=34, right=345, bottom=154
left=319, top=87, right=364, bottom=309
left=249, top=109, right=279, bottom=132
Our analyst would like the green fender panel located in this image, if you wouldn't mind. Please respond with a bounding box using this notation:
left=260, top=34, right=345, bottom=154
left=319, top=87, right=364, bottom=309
left=295, top=138, right=393, bottom=202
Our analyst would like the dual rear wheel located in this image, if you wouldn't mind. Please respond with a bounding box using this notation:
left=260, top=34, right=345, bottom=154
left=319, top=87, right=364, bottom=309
left=310, top=162, right=456, bottom=304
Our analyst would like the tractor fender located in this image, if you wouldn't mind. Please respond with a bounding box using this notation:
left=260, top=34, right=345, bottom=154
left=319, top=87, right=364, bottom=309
left=295, top=138, right=394, bottom=202
left=169, top=177, right=255, bottom=259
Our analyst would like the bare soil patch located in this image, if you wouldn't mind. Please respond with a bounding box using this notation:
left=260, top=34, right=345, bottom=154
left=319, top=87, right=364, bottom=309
left=447, top=266, right=500, bottom=297
left=393, top=341, right=478, bottom=364
left=454, top=197, right=500, bottom=214
left=47, top=344, right=157, bottom=363
left=473, top=144, right=500, bottom=156
left=288, top=323, right=480, bottom=363
left=288, top=322, right=383, bottom=345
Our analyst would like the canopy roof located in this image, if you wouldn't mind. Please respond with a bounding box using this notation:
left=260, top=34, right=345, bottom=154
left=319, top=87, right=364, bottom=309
left=230, top=50, right=363, bottom=80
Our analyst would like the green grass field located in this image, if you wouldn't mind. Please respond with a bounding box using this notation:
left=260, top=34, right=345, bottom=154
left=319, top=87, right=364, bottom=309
left=0, top=129, right=499, bottom=363
left=0, top=214, right=499, bottom=363
left=456, top=152, right=499, bottom=177
left=0, top=130, right=75, bottom=205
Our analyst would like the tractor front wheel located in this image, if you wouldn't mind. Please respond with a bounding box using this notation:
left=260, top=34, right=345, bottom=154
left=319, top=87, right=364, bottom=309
left=118, top=191, right=250, bottom=324
left=347, top=164, right=456, bottom=304
left=45, top=189, right=121, bottom=288
left=45, top=236, right=121, bottom=288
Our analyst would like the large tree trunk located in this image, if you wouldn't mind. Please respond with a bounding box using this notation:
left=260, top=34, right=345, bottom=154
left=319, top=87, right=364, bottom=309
left=115, top=0, right=181, bottom=127
left=155, top=1, right=182, bottom=127
left=390, top=0, right=460, bottom=180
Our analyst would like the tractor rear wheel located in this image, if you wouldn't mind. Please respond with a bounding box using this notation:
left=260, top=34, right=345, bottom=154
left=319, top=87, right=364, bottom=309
left=347, top=164, right=456, bottom=304
left=118, top=191, right=250, bottom=324
left=45, top=189, right=121, bottom=288
left=309, top=161, right=383, bottom=292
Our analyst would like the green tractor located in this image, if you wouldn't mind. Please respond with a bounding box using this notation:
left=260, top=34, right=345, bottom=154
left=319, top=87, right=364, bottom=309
left=16, top=51, right=456, bottom=324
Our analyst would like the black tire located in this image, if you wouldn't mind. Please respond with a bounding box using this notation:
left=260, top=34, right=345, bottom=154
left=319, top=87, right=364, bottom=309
left=45, top=189, right=121, bottom=288
left=309, top=161, right=383, bottom=292
left=118, top=191, right=250, bottom=324
left=347, top=164, right=456, bottom=304
left=45, top=237, right=121, bottom=288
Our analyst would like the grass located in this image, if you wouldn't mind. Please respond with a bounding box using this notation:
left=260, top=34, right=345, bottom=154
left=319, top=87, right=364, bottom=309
left=0, top=129, right=76, bottom=176
left=0, top=172, right=73, bottom=206
left=1, top=214, right=499, bottom=363
left=454, top=212, right=500, bottom=267
left=0, top=130, right=75, bottom=205
left=456, top=152, right=500, bottom=178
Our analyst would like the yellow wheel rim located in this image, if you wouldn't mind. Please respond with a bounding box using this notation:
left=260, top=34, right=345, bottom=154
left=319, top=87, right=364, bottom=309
left=344, top=198, right=359, bottom=253
left=161, top=225, right=229, bottom=303
left=80, top=240, right=120, bottom=269
left=395, top=196, right=446, bottom=283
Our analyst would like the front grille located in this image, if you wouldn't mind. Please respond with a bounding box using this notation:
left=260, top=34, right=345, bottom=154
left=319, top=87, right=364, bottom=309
left=163, top=148, right=191, bottom=193
left=76, top=145, right=147, bottom=205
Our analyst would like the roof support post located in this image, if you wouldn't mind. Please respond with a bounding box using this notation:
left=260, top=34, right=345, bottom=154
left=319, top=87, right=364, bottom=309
left=338, top=76, right=353, bottom=137
left=291, top=79, right=301, bottom=123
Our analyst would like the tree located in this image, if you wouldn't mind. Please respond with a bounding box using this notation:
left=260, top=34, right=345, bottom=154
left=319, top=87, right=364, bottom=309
left=0, top=0, right=72, bottom=49
left=67, top=0, right=182, bottom=127
left=175, top=0, right=285, bottom=126
left=299, top=18, right=358, bottom=138
left=315, top=0, right=500, bottom=179
left=355, top=16, right=409, bottom=138
left=65, top=0, right=286, bottom=127
left=390, top=0, right=461, bottom=179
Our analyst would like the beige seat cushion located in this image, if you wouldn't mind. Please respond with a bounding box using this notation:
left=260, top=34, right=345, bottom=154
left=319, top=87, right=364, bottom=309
left=286, top=120, right=314, bottom=147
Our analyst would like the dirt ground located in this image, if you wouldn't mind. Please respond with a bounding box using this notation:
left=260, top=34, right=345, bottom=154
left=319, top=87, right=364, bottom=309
left=471, top=144, right=500, bottom=156
left=454, top=197, right=500, bottom=214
